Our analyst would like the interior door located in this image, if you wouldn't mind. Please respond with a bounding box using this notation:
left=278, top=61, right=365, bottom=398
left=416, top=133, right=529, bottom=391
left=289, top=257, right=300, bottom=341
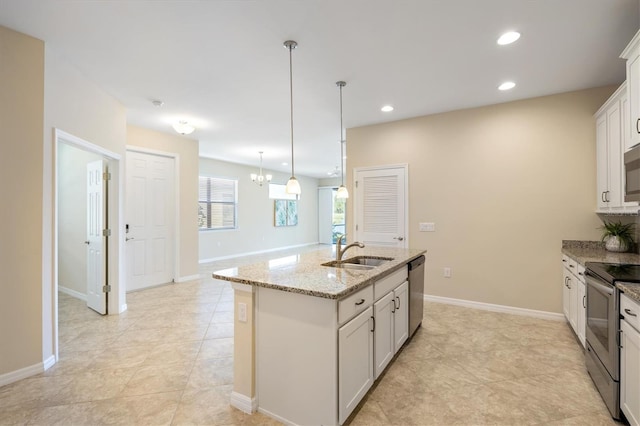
left=126, top=151, right=175, bottom=291
left=354, top=165, right=407, bottom=247
left=86, top=160, right=107, bottom=314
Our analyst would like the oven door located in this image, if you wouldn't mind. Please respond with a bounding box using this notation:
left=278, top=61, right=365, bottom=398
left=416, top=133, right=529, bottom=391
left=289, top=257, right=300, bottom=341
left=585, top=271, right=619, bottom=380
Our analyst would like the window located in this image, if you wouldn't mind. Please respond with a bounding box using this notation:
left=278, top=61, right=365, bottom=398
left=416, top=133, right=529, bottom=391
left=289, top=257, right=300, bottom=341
left=268, top=183, right=297, bottom=200
left=198, top=176, right=237, bottom=230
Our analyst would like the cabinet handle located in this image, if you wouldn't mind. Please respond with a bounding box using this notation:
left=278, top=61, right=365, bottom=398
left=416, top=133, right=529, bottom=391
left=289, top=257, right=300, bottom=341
left=606, top=191, right=610, bottom=203
left=391, top=298, right=396, bottom=313
left=371, top=316, right=375, bottom=333
left=619, top=329, right=623, bottom=349
left=602, top=191, right=606, bottom=203
left=396, top=296, right=401, bottom=310
left=567, top=278, right=571, bottom=290
left=562, top=259, right=567, bottom=263
left=583, top=295, right=586, bottom=309
left=569, top=264, right=574, bottom=269
left=625, top=308, right=637, bottom=317
left=636, top=117, right=639, bottom=134
left=355, top=299, right=365, bottom=306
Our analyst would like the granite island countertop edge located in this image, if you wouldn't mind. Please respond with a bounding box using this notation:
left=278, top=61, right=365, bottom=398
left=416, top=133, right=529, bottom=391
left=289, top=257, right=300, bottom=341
left=212, top=248, right=426, bottom=300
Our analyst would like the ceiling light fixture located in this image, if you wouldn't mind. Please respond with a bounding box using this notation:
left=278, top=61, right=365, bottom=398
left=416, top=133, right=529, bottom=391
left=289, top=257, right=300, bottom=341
left=336, top=81, right=349, bottom=199
left=173, top=120, right=195, bottom=135
left=381, top=105, right=394, bottom=112
left=498, top=81, right=516, bottom=91
left=497, top=31, right=521, bottom=45
left=284, top=40, right=301, bottom=196
left=151, top=100, right=164, bottom=107
left=250, top=151, right=272, bottom=187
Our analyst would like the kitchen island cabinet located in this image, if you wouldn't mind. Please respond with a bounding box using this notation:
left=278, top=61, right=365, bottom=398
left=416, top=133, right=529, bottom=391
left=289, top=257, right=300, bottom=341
left=213, top=245, right=425, bottom=426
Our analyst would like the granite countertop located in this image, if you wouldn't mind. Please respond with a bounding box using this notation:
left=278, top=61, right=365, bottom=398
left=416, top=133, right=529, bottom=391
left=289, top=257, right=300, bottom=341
left=619, top=282, right=640, bottom=304
left=212, top=245, right=426, bottom=300
left=561, top=240, right=640, bottom=266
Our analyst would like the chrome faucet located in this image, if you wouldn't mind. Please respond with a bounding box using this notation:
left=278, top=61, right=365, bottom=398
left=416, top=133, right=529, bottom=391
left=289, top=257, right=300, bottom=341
left=336, top=234, right=365, bottom=262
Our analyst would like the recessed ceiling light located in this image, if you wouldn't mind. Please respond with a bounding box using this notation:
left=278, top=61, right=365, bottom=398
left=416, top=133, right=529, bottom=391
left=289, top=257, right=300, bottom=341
left=498, top=81, right=516, bottom=91
left=497, top=31, right=521, bottom=45
left=381, top=105, right=394, bottom=112
left=282, top=162, right=288, bottom=166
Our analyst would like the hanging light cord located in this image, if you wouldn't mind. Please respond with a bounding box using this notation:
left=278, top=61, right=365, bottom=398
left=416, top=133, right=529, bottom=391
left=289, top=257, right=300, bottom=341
left=288, top=43, right=295, bottom=178
left=339, top=83, right=345, bottom=187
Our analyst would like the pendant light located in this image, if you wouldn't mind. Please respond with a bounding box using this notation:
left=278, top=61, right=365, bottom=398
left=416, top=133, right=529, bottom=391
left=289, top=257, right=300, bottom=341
left=250, top=151, right=272, bottom=187
left=336, top=81, right=349, bottom=199
left=284, top=40, right=301, bottom=196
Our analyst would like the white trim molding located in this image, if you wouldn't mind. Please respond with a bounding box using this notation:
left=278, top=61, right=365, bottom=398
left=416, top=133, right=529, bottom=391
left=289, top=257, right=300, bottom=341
left=174, top=274, right=201, bottom=283
left=424, top=294, right=564, bottom=321
left=58, top=285, right=87, bottom=302
left=230, top=391, right=257, bottom=414
left=0, top=355, right=55, bottom=387
left=199, top=242, right=318, bottom=264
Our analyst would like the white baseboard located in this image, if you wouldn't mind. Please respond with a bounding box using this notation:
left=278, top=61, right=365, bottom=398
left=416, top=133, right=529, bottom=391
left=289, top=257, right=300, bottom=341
left=230, top=391, right=257, bottom=414
left=424, top=294, right=564, bottom=321
left=58, top=285, right=87, bottom=302
left=199, top=242, right=319, bottom=264
left=257, top=407, right=298, bottom=426
left=0, top=355, right=56, bottom=387
left=43, top=355, right=56, bottom=370
left=119, top=303, right=128, bottom=313
left=174, top=274, right=201, bottom=283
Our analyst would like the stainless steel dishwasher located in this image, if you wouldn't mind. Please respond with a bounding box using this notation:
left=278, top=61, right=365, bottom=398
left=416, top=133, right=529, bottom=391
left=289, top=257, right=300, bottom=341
left=408, top=255, right=425, bottom=336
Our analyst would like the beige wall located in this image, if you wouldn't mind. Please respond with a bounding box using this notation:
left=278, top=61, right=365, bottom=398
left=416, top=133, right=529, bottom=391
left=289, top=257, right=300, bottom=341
left=57, top=143, right=103, bottom=296
left=0, top=26, right=45, bottom=376
left=199, top=157, right=319, bottom=261
left=126, top=125, right=199, bottom=279
left=347, top=86, right=617, bottom=313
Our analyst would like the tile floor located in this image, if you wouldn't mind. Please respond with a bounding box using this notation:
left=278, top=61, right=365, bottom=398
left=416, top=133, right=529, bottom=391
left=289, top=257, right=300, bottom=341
left=0, top=248, right=625, bottom=425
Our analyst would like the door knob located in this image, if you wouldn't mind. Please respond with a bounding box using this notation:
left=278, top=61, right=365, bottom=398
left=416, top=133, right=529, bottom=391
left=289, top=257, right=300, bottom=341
left=393, top=236, right=404, bottom=241
left=84, top=241, right=90, bottom=245
left=126, top=237, right=135, bottom=241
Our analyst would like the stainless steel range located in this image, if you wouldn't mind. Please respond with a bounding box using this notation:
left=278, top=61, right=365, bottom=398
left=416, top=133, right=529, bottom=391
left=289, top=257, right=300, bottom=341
left=585, top=262, right=640, bottom=420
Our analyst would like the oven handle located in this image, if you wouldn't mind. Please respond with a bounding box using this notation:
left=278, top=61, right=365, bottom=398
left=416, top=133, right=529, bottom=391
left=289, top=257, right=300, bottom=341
left=585, top=273, right=614, bottom=295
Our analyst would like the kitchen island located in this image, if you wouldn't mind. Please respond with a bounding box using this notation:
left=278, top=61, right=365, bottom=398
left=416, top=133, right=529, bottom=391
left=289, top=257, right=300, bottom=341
left=212, top=245, right=426, bottom=426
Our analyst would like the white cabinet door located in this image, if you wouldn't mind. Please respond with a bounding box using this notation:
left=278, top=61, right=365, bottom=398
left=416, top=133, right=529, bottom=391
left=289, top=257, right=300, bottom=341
left=621, top=319, right=640, bottom=426
left=596, top=114, right=609, bottom=210
left=576, top=278, right=586, bottom=347
left=562, top=267, right=572, bottom=323
left=393, top=281, right=409, bottom=353
left=627, top=51, right=640, bottom=150
left=607, top=100, right=623, bottom=208
left=339, top=307, right=374, bottom=425
left=373, top=292, right=395, bottom=379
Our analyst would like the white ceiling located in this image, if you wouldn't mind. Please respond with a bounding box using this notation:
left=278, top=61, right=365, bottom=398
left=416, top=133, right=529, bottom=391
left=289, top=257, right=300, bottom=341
left=1, top=0, right=639, bottom=178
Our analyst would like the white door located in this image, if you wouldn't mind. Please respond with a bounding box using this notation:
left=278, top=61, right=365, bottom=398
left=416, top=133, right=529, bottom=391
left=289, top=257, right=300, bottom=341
left=86, top=160, right=107, bottom=314
left=354, top=165, right=407, bottom=247
left=126, top=151, right=175, bottom=291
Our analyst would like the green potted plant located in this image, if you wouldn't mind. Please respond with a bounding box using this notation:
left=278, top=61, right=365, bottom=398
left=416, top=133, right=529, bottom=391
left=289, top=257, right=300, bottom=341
left=600, top=221, right=636, bottom=252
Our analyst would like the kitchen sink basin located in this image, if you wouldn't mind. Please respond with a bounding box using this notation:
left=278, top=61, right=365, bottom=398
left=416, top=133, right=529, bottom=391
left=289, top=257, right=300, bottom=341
left=321, top=256, right=394, bottom=270
left=342, top=256, right=394, bottom=267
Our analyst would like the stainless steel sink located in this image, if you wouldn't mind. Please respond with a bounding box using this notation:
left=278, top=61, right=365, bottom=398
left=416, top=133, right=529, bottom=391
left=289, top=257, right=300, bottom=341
left=321, top=256, right=394, bottom=270
left=343, top=256, right=393, bottom=267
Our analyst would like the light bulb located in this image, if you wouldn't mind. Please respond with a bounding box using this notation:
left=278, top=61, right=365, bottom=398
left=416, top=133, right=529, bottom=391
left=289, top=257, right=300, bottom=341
left=285, top=177, right=301, bottom=195
left=336, top=185, right=349, bottom=199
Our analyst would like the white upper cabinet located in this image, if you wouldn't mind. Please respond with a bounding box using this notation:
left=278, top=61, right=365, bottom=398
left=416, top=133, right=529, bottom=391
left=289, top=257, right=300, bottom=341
left=622, top=29, right=640, bottom=152
left=595, top=83, right=638, bottom=213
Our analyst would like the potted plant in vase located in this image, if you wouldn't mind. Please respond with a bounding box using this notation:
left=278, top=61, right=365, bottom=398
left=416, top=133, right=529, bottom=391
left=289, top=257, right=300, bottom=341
left=600, top=221, right=636, bottom=252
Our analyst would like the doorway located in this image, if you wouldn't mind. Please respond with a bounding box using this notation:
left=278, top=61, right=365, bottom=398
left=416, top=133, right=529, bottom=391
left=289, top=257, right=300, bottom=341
left=353, top=164, right=408, bottom=247
left=54, top=129, right=122, bottom=360
left=318, top=187, right=346, bottom=244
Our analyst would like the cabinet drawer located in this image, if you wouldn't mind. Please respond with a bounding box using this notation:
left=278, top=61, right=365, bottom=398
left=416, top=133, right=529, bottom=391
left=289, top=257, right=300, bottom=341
left=562, top=255, right=578, bottom=274
left=622, top=293, right=640, bottom=333
left=576, top=264, right=586, bottom=282
left=338, top=285, right=374, bottom=325
left=374, top=267, right=408, bottom=301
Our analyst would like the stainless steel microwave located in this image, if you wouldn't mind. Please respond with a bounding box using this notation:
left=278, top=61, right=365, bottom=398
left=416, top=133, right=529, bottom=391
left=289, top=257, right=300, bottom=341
left=625, top=144, right=640, bottom=202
